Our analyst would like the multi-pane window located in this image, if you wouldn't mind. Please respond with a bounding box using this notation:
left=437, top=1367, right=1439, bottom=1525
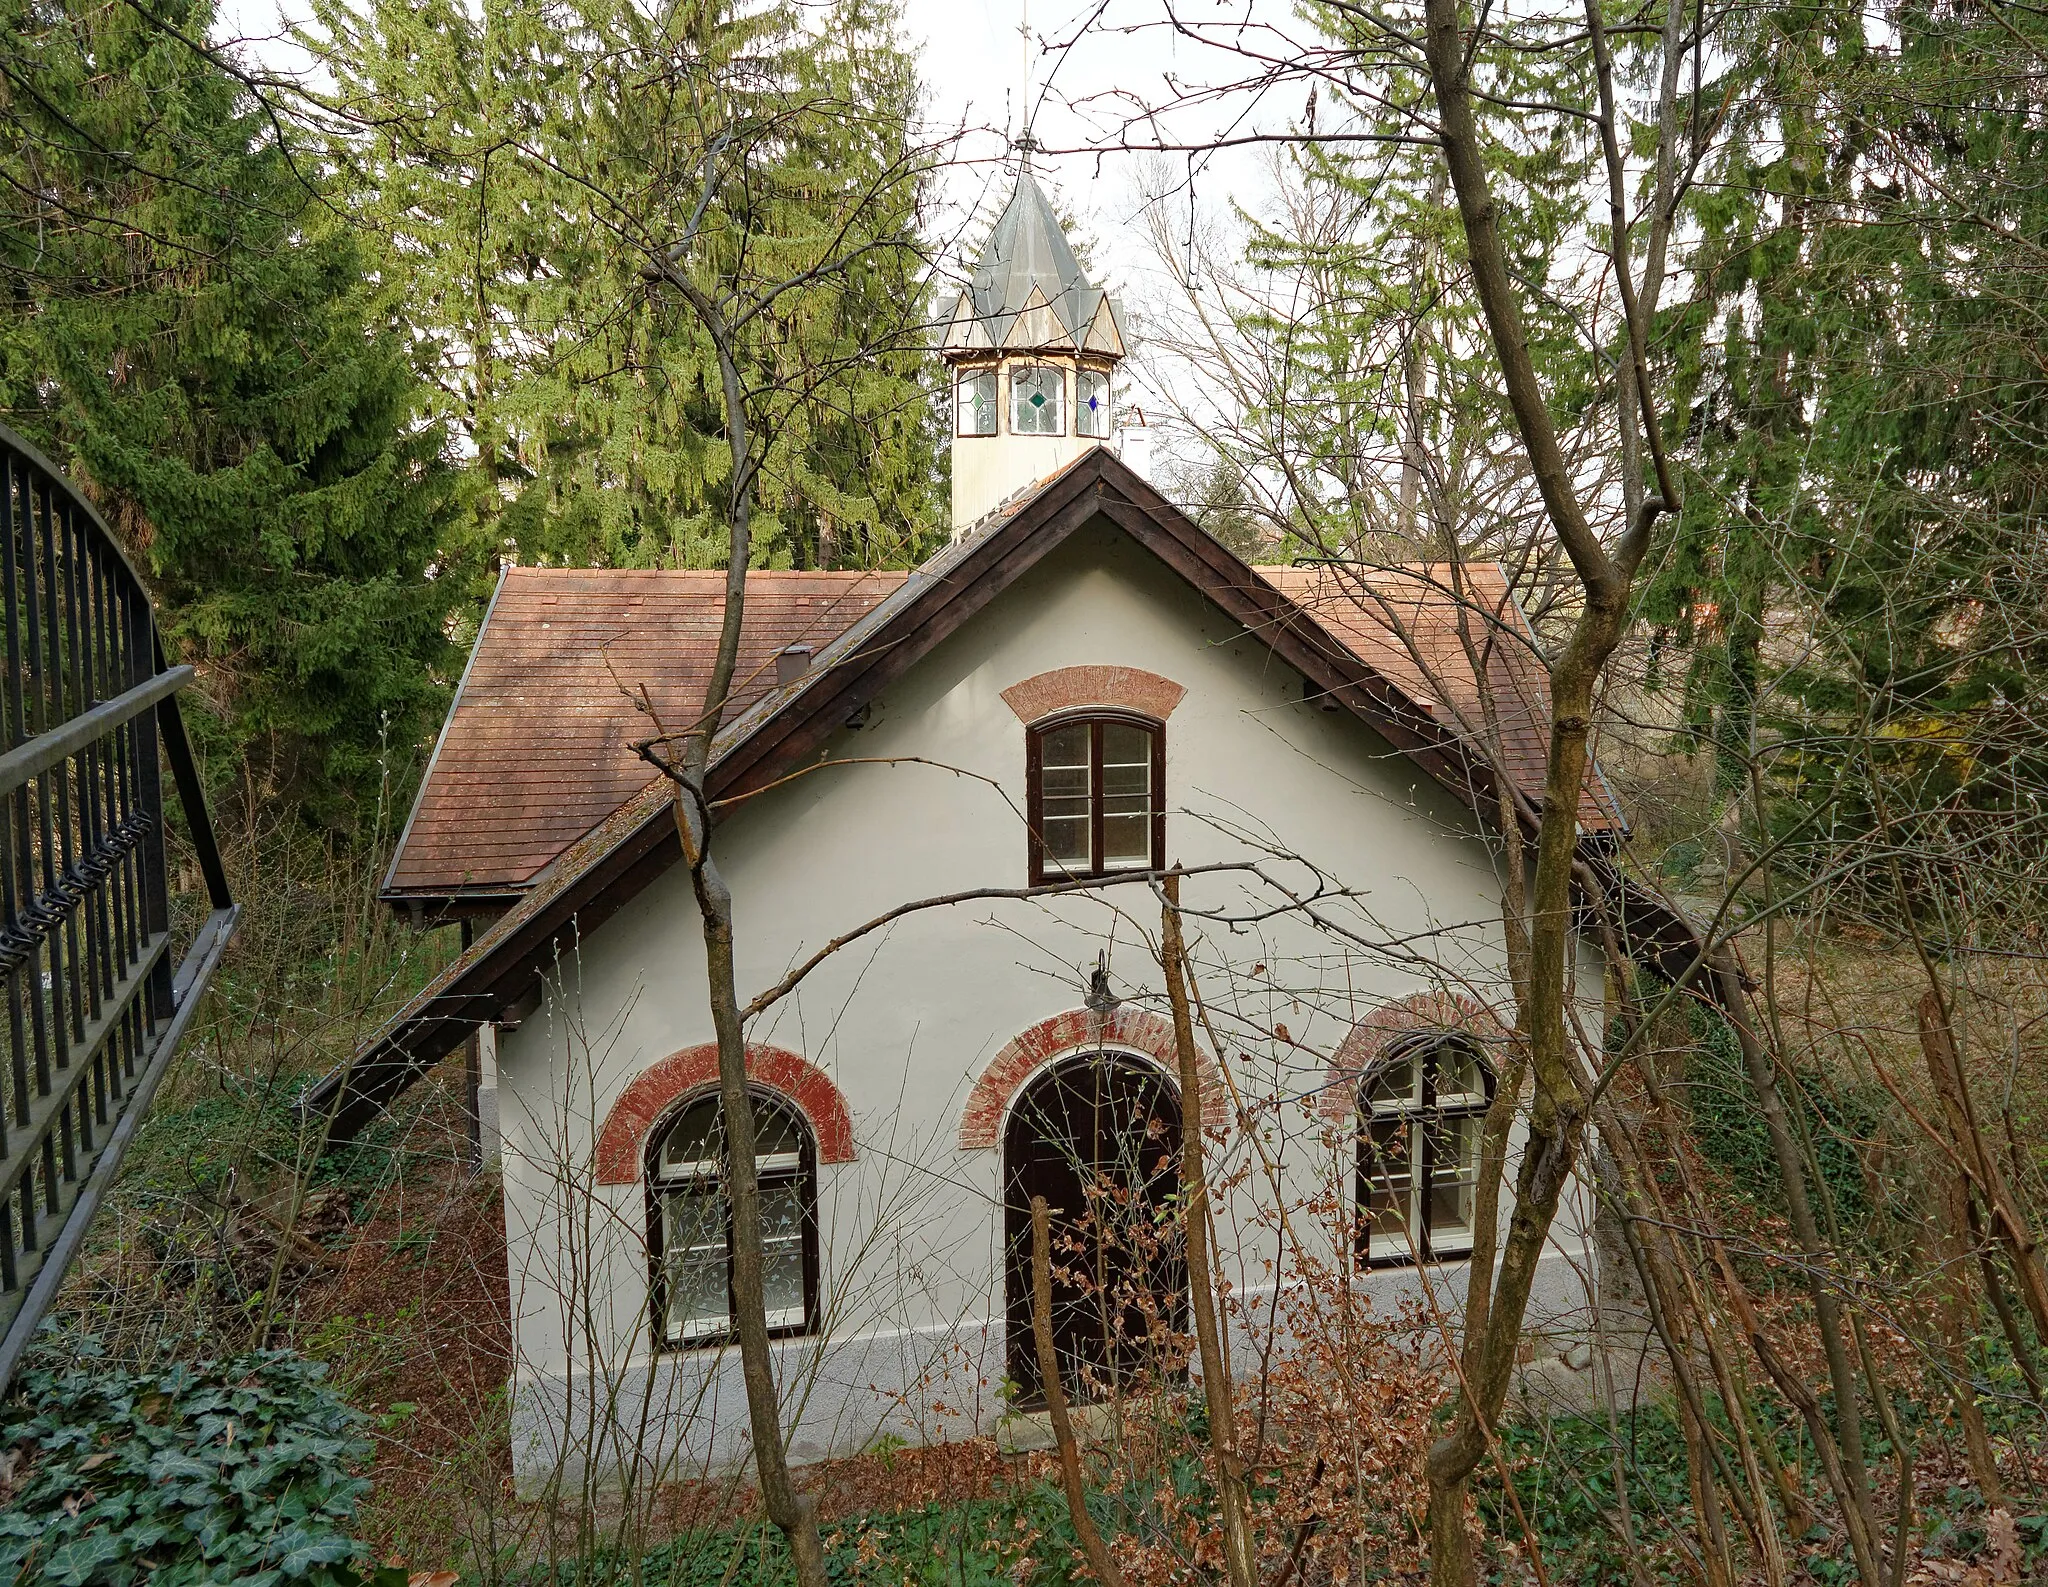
left=1076, top=369, right=1112, bottom=438
left=957, top=368, right=998, bottom=436
left=1357, top=1035, right=1495, bottom=1265
left=1011, top=365, right=1065, bottom=436
left=1026, top=714, right=1164, bottom=882
left=649, top=1093, right=815, bottom=1347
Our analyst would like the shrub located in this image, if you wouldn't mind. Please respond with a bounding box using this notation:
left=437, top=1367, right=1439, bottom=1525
left=0, top=1336, right=393, bottom=1587
left=1684, top=997, right=1878, bottom=1231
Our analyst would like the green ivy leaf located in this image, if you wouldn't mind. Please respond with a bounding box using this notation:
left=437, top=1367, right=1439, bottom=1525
left=44, top=1530, right=130, bottom=1587
left=271, top=1524, right=363, bottom=1578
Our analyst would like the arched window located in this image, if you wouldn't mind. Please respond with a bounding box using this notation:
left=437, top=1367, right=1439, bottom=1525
left=1076, top=369, right=1112, bottom=437
left=1026, top=713, right=1165, bottom=882
left=648, top=1091, right=817, bottom=1347
left=957, top=367, right=998, bottom=436
left=1011, top=364, right=1065, bottom=435
left=1357, top=1034, right=1495, bottom=1265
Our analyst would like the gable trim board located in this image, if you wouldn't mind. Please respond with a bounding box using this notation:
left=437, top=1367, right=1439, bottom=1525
left=383, top=567, right=910, bottom=906
left=309, top=448, right=1645, bottom=1145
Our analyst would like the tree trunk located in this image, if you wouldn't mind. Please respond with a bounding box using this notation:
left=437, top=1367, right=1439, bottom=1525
left=1918, top=991, right=2048, bottom=1339
left=1162, top=874, right=1257, bottom=1587
left=678, top=803, right=829, bottom=1587
left=1920, top=1159, right=2003, bottom=1502
left=652, top=266, right=829, bottom=1587
left=1416, top=1, right=1659, bottom=1576
left=1033, top=1196, right=1128, bottom=1587
left=1711, top=951, right=1882, bottom=1587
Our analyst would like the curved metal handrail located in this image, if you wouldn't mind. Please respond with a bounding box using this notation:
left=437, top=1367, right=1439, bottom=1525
left=0, top=421, right=236, bottom=1390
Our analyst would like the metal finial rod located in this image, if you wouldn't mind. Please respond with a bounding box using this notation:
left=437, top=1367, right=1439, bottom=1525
left=1016, top=0, right=1034, bottom=164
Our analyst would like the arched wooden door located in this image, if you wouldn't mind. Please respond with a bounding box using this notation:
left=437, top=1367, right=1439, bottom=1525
left=1003, top=1050, right=1186, bottom=1407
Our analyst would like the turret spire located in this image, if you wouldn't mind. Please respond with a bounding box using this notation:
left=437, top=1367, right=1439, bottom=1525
left=941, top=175, right=1127, bottom=535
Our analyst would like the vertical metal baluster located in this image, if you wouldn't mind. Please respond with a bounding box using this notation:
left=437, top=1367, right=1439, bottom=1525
left=20, top=475, right=54, bottom=1116
left=100, top=571, right=127, bottom=998
left=67, top=512, right=104, bottom=1027
left=120, top=573, right=144, bottom=1003
left=47, top=494, right=82, bottom=1052
left=108, top=573, right=138, bottom=1017
left=60, top=518, right=98, bottom=1168
left=111, top=589, right=142, bottom=1073
left=85, top=544, right=121, bottom=1112
left=132, top=583, right=169, bottom=1028
left=113, top=581, right=140, bottom=1081
left=0, top=454, right=23, bottom=1160
left=32, top=483, right=74, bottom=1195
left=92, top=542, right=119, bottom=1003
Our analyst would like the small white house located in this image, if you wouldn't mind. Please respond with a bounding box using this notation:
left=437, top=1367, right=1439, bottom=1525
left=319, top=176, right=1646, bottom=1496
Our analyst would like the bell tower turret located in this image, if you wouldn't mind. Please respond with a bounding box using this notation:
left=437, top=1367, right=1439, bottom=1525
left=942, top=172, right=1127, bottom=536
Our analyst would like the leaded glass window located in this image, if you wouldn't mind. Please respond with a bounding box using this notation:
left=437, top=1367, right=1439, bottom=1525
left=956, top=368, right=998, bottom=437
left=1011, top=364, right=1065, bottom=436
left=649, top=1092, right=815, bottom=1346
left=1357, top=1035, right=1495, bottom=1265
left=1077, top=369, right=1112, bottom=438
left=1027, top=714, right=1164, bottom=881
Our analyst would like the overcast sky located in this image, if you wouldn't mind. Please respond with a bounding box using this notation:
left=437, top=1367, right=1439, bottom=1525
left=210, top=0, right=1292, bottom=463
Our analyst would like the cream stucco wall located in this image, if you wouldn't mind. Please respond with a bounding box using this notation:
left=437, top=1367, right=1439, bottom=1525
left=950, top=357, right=1112, bottom=532
left=493, top=520, right=1605, bottom=1493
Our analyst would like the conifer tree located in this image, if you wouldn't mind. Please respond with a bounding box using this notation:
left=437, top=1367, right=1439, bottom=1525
left=0, top=0, right=466, bottom=826
left=1648, top=0, right=2048, bottom=811
left=1139, top=24, right=1599, bottom=567
left=309, top=0, right=943, bottom=575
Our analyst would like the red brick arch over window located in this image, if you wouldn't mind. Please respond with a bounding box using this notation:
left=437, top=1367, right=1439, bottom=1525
left=596, top=1044, right=855, bottom=1185
left=1000, top=665, right=1187, bottom=725
left=1315, top=992, right=1514, bottom=1123
left=958, top=1007, right=1230, bottom=1151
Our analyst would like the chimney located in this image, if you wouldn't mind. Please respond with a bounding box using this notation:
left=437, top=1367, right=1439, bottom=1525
left=776, top=644, right=813, bottom=687
left=1116, top=407, right=1151, bottom=480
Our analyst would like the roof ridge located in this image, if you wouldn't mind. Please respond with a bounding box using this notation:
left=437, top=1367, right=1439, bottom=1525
left=317, top=448, right=1633, bottom=1145
left=502, top=566, right=910, bottom=580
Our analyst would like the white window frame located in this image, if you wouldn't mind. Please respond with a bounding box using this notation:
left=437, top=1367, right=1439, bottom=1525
left=956, top=367, right=998, bottom=437
left=1010, top=364, right=1066, bottom=436
left=1076, top=368, right=1113, bottom=438
left=1356, top=1034, right=1496, bottom=1266
left=648, top=1092, right=816, bottom=1348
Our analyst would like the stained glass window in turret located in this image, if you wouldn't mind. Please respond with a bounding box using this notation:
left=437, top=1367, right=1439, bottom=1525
left=1011, top=365, right=1065, bottom=436
left=1077, top=370, right=1112, bottom=438
left=957, top=368, right=998, bottom=436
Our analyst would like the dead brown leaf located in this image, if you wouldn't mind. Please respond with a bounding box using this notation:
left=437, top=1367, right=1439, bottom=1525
left=1984, top=1508, right=2020, bottom=1585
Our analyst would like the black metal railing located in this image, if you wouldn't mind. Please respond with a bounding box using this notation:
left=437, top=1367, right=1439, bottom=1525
left=0, top=423, right=236, bottom=1391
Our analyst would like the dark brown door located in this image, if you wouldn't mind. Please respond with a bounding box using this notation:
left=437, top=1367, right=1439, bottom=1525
left=1003, top=1051, right=1186, bottom=1407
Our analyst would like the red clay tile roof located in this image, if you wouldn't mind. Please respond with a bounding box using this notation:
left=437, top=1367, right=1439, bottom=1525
left=324, top=452, right=1644, bottom=1142
left=1261, top=563, right=1621, bottom=833
left=385, top=568, right=907, bottom=898
left=386, top=534, right=1618, bottom=903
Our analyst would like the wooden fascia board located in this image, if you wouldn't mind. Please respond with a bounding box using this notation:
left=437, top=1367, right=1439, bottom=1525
left=326, top=472, right=1121, bottom=1135
left=708, top=483, right=1111, bottom=804
left=323, top=448, right=1604, bottom=1141
left=497, top=474, right=1108, bottom=943
left=1089, top=493, right=1512, bottom=832
left=324, top=800, right=685, bottom=1139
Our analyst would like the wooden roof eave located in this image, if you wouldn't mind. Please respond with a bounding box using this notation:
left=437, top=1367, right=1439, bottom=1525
left=309, top=450, right=1616, bottom=1144
left=304, top=468, right=1121, bottom=1140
